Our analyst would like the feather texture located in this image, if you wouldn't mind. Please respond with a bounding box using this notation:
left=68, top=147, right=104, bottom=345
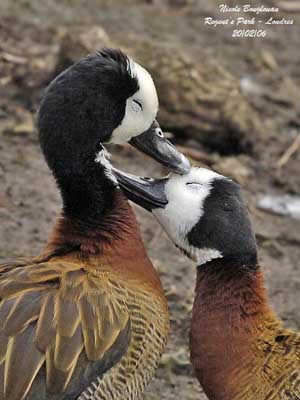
left=4, top=324, right=45, bottom=400
left=0, top=255, right=168, bottom=400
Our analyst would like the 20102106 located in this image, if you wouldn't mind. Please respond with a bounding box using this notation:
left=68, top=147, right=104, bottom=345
left=232, top=29, right=266, bottom=38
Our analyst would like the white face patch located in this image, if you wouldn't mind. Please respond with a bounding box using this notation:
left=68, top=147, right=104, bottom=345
left=111, top=60, right=159, bottom=144
left=153, top=168, right=225, bottom=265
left=95, top=147, right=119, bottom=185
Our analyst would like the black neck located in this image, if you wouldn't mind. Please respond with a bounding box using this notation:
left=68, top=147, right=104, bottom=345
left=56, top=161, right=117, bottom=229
left=47, top=163, right=140, bottom=254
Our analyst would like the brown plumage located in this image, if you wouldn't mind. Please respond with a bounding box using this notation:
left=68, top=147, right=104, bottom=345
left=0, top=193, right=169, bottom=400
left=191, top=260, right=300, bottom=400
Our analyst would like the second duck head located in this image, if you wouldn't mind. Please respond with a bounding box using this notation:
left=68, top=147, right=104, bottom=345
left=113, top=167, right=258, bottom=267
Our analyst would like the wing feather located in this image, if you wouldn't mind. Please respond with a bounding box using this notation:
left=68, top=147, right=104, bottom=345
left=56, top=297, right=80, bottom=337
left=0, top=259, right=131, bottom=398
left=4, top=324, right=45, bottom=400
left=4, top=291, right=42, bottom=336
left=78, top=296, right=101, bottom=360
left=35, top=292, right=56, bottom=352
left=15, top=263, right=67, bottom=283
left=46, top=346, right=76, bottom=394
left=0, top=300, right=15, bottom=327
left=0, top=332, right=8, bottom=364
left=0, top=280, right=50, bottom=299
left=54, top=325, right=84, bottom=371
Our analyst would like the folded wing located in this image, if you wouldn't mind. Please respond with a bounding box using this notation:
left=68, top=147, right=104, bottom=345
left=0, top=259, right=130, bottom=400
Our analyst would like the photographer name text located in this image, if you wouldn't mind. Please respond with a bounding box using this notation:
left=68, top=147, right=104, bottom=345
left=204, top=4, right=294, bottom=38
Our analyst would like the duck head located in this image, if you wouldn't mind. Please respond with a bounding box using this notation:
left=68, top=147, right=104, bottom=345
left=38, top=48, right=189, bottom=177
left=38, top=48, right=189, bottom=221
left=113, top=167, right=258, bottom=266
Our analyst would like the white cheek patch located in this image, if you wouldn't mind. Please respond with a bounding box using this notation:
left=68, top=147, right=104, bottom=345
left=95, top=148, right=118, bottom=185
left=153, top=168, right=224, bottom=266
left=153, top=170, right=213, bottom=245
left=111, top=60, right=159, bottom=144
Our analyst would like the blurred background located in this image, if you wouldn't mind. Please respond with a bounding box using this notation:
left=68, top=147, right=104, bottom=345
left=0, top=1, right=300, bottom=399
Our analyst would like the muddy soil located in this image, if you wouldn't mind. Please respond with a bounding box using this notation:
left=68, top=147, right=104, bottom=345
left=1, top=1, right=300, bottom=399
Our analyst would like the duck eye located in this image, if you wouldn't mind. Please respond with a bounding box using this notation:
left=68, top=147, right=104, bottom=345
left=186, top=182, right=202, bottom=189
left=155, top=128, right=164, bottom=138
left=132, top=99, right=143, bottom=111
left=142, top=177, right=154, bottom=182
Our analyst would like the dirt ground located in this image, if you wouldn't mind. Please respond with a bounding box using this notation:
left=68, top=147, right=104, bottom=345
left=1, top=1, right=300, bottom=399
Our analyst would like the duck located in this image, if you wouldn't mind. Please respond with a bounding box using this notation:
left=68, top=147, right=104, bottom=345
left=0, top=48, right=191, bottom=400
left=113, top=166, right=300, bottom=400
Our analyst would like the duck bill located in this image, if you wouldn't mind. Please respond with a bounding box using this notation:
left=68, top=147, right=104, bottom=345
left=129, top=120, right=190, bottom=175
left=112, top=166, right=168, bottom=212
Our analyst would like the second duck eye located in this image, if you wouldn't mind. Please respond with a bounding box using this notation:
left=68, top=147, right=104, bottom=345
left=186, top=182, right=203, bottom=190
left=155, top=128, right=164, bottom=138
left=132, top=99, right=143, bottom=112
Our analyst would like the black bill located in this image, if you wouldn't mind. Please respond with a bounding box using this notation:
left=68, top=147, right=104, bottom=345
left=129, top=120, right=190, bottom=175
left=112, top=166, right=168, bottom=212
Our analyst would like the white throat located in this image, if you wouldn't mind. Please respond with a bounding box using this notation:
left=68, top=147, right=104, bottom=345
left=95, top=147, right=118, bottom=185
left=191, top=247, right=223, bottom=266
left=159, top=224, right=223, bottom=266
